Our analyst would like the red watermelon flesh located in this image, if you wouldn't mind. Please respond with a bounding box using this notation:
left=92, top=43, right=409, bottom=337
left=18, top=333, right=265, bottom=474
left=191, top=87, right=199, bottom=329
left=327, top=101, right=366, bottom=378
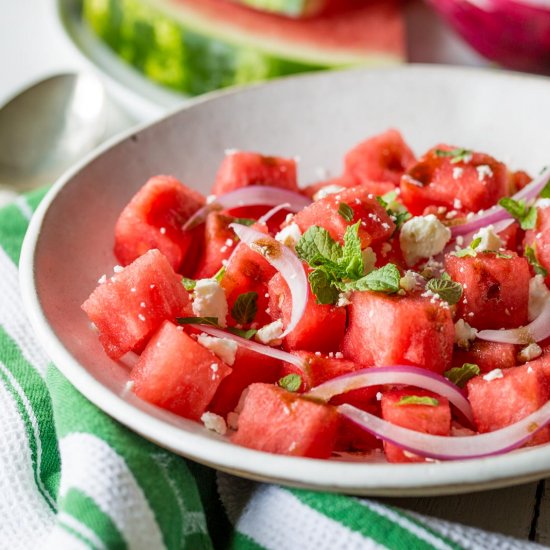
left=212, top=152, right=298, bottom=196
left=208, top=347, right=282, bottom=417
left=268, top=272, right=346, bottom=353
left=193, top=212, right=238, bottom=279
left=293, top=185, right=395, bottom=248
left=381, top=389, right=451, bottom=463
left=114, top=175, right=205, bottom=273
left=344, top=128, right=416, bottom=187
left=170, top=0, right=405, bottom=63
left=453, top=341, right=518, bottom=374
left=343, top=291, right=454, bottom=374
left=131, top=321, right=232, bottom=420
left=336, top=402, right=383, bottom=452
left=525, top=206, right=550, bottom=286
left=231, top=383, right=339, bottom=458
left=82, top=249, right=190, bottom=359
left=467, top=363, right=550, bottom=447
left=445, top=251, right=530, bottom=330
left=400, top=145, right=508, bottom=216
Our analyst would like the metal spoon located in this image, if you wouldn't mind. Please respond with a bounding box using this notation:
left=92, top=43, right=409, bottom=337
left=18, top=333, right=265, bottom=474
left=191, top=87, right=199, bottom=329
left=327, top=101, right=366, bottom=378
left=0, top=72, right=108, bottom=201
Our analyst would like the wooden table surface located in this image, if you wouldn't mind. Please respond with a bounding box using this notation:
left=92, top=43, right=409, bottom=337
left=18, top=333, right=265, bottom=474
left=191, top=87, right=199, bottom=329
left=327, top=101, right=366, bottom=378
left=381, top=479, right=550, bottom=546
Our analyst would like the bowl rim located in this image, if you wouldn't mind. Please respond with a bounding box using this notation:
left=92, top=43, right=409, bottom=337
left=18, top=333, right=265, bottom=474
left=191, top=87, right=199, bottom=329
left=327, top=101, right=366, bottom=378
left=19, top=64, right=550, bottom=496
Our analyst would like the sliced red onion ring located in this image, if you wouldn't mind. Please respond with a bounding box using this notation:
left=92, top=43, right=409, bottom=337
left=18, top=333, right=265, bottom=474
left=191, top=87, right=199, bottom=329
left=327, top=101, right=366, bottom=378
left=183, top=186, right=311, bottom=230
left=306, top=365, right=474, bottom=424
left=191, top=324, right=305, bottom=371
left=338, top=401, right=550, bottom=460
left=451, top=165, right=550, bottom=237
left=477, top=296, right=550, bottom=344
left=257, top=202, right=291, bottom=225
left=230, top=223, right=308, bottom=338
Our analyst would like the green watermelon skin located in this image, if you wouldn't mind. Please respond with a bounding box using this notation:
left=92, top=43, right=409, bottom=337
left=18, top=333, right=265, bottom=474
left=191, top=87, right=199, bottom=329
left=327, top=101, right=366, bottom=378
left=82, top=0, right=404, bottom=95
left=232, top=0, right=328, bottom=18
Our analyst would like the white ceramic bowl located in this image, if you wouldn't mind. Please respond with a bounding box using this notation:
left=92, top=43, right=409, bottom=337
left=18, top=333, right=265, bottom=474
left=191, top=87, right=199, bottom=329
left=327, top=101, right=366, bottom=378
left=20, top=65, right=550, bottom=496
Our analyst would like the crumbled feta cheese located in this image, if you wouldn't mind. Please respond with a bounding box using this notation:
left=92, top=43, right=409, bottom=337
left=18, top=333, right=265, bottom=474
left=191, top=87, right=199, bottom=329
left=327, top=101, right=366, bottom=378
left=113, top=265, right=124, bottom=273
left=197, top=334, right=238, bottom=366
left=201, top=412, right=227, bottom=435
left=362, top=247, right=377, bottom=275
left=452, top=167, right=464, bottom=180
left=192, top=279, right=228, bottom=327
left=518, top=343, right=542, bottom=363
left=454, top=319, right=478, bottom=348
left=159, top=227, right=166, bottom=235
left=97, top=274, right=107, bottom=284
left=313, top=184, right=345, bottom=201
left=275, top=223, right=302, bottom=249
left=528, top=274, right=550, bottom=321
left=476, top=164, right=493, bottom=180
left=337, top=292, right=351, bottom=307
left=376, top=391, right=383, bottom=401
left=483, top=369, right=504, bottom=381
left=335, top=352, right=343, bottom=359
left=380, top=242, right=392, bottom=257
left=399, top=215, right=451, bottom=266
left=453, top=198, right=462, bottom=210
left=255, top=319, right=284, bottom=345
left=138, top=314, right=146, bottom=322
left=224, top=148, right=238, bottom=156
left=535, top=198, right=550, bottom=209
left=471, top=225, right=503, bottom=252
left=399, top=270, right=418, bottom=292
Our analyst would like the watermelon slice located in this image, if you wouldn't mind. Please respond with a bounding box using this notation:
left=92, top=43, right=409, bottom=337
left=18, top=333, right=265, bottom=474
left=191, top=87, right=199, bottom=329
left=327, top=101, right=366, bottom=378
left=82, top=0, right=405, bottom=95
left=131, top=321, right=232, bottom=419
left=81, top=249, right=190, bottom=359
left=231, top=383, right=340, bottom=457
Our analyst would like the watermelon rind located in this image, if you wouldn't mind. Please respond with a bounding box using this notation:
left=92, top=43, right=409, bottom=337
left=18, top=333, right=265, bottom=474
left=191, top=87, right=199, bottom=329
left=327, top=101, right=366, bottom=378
left=232, top=0, right=324, bottom=18
left=82, top=0, right=403, bottom=95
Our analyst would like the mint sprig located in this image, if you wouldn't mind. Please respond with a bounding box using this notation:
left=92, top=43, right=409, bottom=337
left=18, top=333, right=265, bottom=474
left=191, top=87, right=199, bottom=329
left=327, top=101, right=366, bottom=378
left=498, top=197, right=537, bottom=230
left=278, top=373, right=302, bottom=392
left=444, top=363, right=480, bottom=388
left=397, top=395, right=440, bottom=407
left=426, top=277, right=463, bottom=305
left=434, top=148, right=473, bottom=164
left=295, top=223, right=400, bottom=304
left=525, top=244, right=548, bottom=277
left=231, top=291, right=258, bottom=325
left=338, top=202, right=354, bottom=222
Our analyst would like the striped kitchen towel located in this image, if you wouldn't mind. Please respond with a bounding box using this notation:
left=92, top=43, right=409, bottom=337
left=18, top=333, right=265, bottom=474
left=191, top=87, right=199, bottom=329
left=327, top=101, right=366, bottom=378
left=0, top=189, right=542, bottom=550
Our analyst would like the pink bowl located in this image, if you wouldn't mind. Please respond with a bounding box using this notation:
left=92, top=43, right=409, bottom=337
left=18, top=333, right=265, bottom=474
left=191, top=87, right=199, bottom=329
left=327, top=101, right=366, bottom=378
left=428, top=0, right=550, bottom=74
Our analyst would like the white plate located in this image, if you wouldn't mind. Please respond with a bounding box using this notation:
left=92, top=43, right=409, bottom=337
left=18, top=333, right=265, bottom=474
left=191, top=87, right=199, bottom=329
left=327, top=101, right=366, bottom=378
left=20, top=65, right=550, bottom=496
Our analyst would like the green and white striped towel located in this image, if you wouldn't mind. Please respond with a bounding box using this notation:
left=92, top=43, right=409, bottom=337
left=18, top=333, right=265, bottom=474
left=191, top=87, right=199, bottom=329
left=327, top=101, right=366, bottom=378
left=0, top=189, right=543, bottom=550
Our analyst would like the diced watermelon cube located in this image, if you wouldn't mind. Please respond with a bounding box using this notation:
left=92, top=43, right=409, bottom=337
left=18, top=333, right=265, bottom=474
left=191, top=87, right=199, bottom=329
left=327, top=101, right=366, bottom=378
left=82, top=249, right=190, bottom=359
left=231, top=383, right=339, bottom=458
left=343, top=291, right=454, bottom=373
left=293, top=186, right=395, bottom=248
left=336, top=402, right=383, bottom=452
left=445, top=251, right=530, bottom=330
left=220, top=236, right=276, bottom=327
left=453, top=341, right=518, bottom=373
left=525, top=206, right=550, bottom=286
left=208, top=348, right=281, bottom=417
left=267, top=272, right=346, bottom=353
left=344, top=129, right=416, bottom=187
left=467, top=363, right=550, bottom=446
left=381, top=389, right=451, bottom=463
left=193, top=212, right=237, bottom=279
left=400, top=145, right=508, bottom=216
left=212, top=151, right=298, bottom=196
left=131, top=321, right=232, bottom=420
left=280, top=351, right=367, bottom=391
left=114, top=175, right=205, bottom=272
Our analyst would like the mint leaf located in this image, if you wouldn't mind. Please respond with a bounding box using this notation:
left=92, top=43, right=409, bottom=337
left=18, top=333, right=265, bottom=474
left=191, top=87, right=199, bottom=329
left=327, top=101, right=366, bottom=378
left=540, top=172, right=550, bottom=198
left=525, top=244, right=548, bottom=277
left=444, top=363, right=480, bottom=388
left=181, top=277, right=196, bottom=291
left=340, top=221, right=364, bottom=279
left=213, top=266, right=226, bottom=282
left=352, top=263, right=401, bottom=294
left=232, top=217, right=255, bottom=226
left=397, top=395, right=440, bottom=406
left=470, top=237, right=482, bottom=250
left=308, top=268, right=340, bottom=305
left=227, top=327, right=257, bottom=339
left=499, top=197, right=537, bottom=230
left=434, top=148, right=473, bottom=164
left=338, top=202, right=354, bottom=222
left=231, top=292, right=258, bottom=325
left=426, top=277, right=463, bottom=305
left=177, top=316, right=219, bottom=327
left=278, top=373, right=302, bottom=392
left=295, top=226, right=342, bottom=268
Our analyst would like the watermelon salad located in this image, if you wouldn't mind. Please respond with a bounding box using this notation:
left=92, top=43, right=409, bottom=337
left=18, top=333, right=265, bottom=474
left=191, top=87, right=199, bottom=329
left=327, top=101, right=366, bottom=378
left=82, top=129, right=550, bottom=463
